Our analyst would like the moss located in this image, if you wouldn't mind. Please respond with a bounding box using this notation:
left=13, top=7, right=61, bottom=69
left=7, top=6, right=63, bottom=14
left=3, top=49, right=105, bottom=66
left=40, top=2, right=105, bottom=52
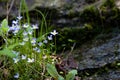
left=100, top=5, right=120, bottom=27
left=56, top=25, right=98, bottom=52
left=99, top=0, right=119, bottom=27
left=101, top=0, right=115, bottom=8
left=80, top=0, right=120, bottom=33
left=0, top=0, right=8, bottom=2
left=56, top=0, right=120, bottom=52
left=80, top=5, right=100, bottom=25
left=84, top=23, right=93, bottom=30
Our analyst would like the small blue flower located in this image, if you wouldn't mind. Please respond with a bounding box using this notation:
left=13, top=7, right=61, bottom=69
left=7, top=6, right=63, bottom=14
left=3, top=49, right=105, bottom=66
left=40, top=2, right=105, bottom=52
left=43, top=40, right=48, bottom=44
left=13, top=28, right=20, bottom=34
left=32, top=24, right=38, bottom=29
left=17, top=15, right=22, bottom=20
left=9, top=26, right=15, bottom=31
left=12, top=51, right=19, bottom=56
left=9, top=24, right=20, bottom=35
left=48, top=35, right=53, bottom=40
left=36, top=49, right=41, bottom=53
left=28, top=30, right=33, bottom=35
left=13, top=58, right=19, bottom=63
left=33, top=47, right=41, bottom=53
left=31, top=38, right=36, bottom=44
left=50, top=30, right=58, bottom=36
left=23, top=23, right=29, bottom=28
left=12, top=20, right=18, bottom=25
left=14, top=73, right=19, bottom=78
left=27, top=58, right=34, bottom=63
left=38, top=42, right=43, bottom=46
left=21, top=55, right=27, bottom=60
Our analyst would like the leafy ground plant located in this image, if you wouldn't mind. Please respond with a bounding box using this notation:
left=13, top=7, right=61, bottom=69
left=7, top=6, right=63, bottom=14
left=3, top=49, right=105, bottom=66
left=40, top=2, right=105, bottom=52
left=47, top=63, right=77, bottom=80
left=0, top=16, right=58, bottom=79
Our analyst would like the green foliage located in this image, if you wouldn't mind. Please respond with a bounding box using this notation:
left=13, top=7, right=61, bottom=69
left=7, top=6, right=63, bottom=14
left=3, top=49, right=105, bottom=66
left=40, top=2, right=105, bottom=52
left=117, top=63, right=120, bottom=66
left=80, top=5, right=100, bottom=24
left=47, top=63, right=64, bottom=80
left=56, top=27, right=97, bottom=52
left=0, top=42, right=19, bottom=58
left=0, top=3, right=58, bottom=79
left=79, top=0, right=120, bottom=36
left=46, top=63, right=60, bottom=79
left=102, top=0, right=115, bottom=8
left=0, top=0, right=8, bottom=2
left=0, top=19, right=20, bottom=58
left=7, top=43, right=20, bottom=50
left=84, top=23, right=93, bottom=30
left=66, top=70, right=77, bottom=80
left=21, top=0, right=30, bottom=23
left=0, top=49, right=16, bottom=58
left=0, top=19, right=9, bottom=35
left=47, top=63, right=77, bottom=80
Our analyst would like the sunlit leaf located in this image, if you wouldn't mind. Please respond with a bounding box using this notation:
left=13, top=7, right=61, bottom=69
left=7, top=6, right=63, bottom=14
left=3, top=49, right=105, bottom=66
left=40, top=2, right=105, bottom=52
left=68, top=39, right=76, bottom=43
left=8, top=43, right=19, bottom=49
left=46, top=63, right=59, bottom=79
left=66, top=70, right=77, bottom=80
left=0, top=49, right=16, bottom=58
left=58, top=75, right=64, bottom=80
left=1, top=19, right=9, bottom=33
left=117, top=63, right=120, bottom=66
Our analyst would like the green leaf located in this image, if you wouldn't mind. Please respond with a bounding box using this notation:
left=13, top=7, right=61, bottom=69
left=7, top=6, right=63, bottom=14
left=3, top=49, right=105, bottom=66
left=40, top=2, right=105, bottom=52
left=46, top=63, right=65, bottom=80
left=58, top=75, right=64, bottom=80
left=69, top=70, right=77, bottom=75
left=68, top=39, right=76, bottom=43
left=1, top=19, right=9, bottom=33
left=8, top=42, right=19, bottom=49
left=66, top=70, right=77, bottom=80
left=0, top=49, right=16, bottom=58
left=46, top=63, right=59, bottom=79
left=117, top=63, right=120, bottom=66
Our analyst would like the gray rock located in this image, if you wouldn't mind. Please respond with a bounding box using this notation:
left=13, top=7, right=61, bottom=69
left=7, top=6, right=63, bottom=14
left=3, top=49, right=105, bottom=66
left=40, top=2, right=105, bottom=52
left=78, top=34, right=120, bottom=70
left=2, top=0, right=119, bottom=28
left=0, top=0, right=90, bottom=16
left=84, top=70, right=120, bottom=80
left=0, top=0, right=104, bottom=27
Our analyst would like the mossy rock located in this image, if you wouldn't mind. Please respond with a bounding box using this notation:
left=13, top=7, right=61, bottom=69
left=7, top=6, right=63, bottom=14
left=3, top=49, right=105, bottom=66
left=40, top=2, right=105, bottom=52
left=80, top=5, right=100, bottom=24
left=56, top=25, right=98, bottom=52
left=80, top=0, right=120, bottom=32
left=101, top=0, right=115, bottom=8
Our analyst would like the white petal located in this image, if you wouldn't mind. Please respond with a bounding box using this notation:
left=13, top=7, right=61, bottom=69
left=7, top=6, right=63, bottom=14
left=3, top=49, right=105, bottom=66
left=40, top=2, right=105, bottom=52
left=51, top=30, right=58, bottom=35
left=48, top=35, right=53, bottom=40
left=21, top=55, right=26, bottom=60
left=13, top=58, right=19, bottom=63
left=27, top=58, right=34, bottom=63
left=17, top=15, right=22, bottom=20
